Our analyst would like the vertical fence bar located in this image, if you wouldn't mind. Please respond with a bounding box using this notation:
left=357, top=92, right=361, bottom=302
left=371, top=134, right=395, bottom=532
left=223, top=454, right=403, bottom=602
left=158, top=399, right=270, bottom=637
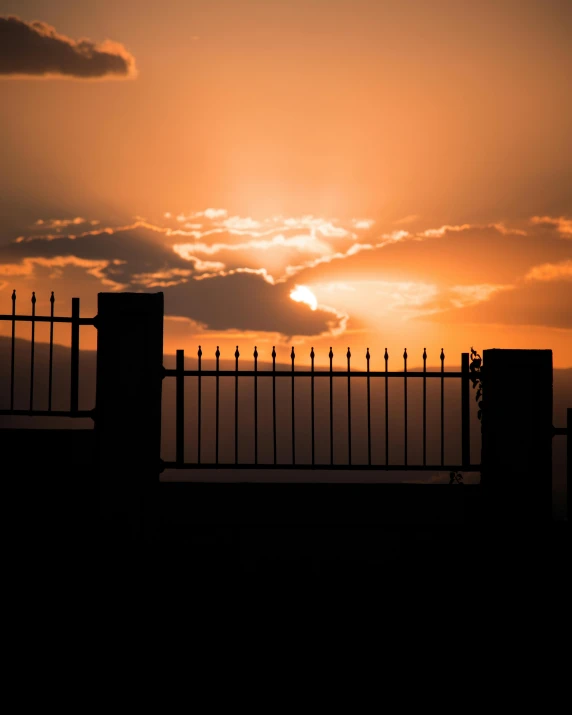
left=48, top=292, right=54, bottom=411
left=235, top=346, right=239, bottom=464
left=70, top=297, right=79, bottom=414
left=10, top=290, right=16, bottom=410
left=366, top=348, right=371, bottom=466
left=29, top=292, right=36, bottom=411
left=272, top=345, right=276, bottom=464
left=197, top=346, right=202, bottom=464
left=272, top=346, right=277, bottom=465
left=311, top=347, right=315, bottom=466
left=423, top=348, right=427, bottom=466
left=254, top=346, right=258, bottom=465
left=461, top=352, right=470, bottom=466
left=403, top=348, right=408, bottom=466
left=215, top=346, right=220, bottom=465
left=347, top=347, right=352, bottom=465
left=176, top=349, right=185, bottom=465
left=440, top=348, right=445, bottom=465
left=291, top=346, right=296, bottom=465
left=385, top=348, right=389, bottom=466
left=329, top=347, right=334, bottom=465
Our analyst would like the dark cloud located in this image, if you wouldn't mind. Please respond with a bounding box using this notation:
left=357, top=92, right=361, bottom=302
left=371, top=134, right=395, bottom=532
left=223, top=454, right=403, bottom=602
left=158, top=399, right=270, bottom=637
left=425, top=280, right=572, bottom=330
left=0, top=225, right=344, bottom=337
left=0, top=16, right=136, bottom=79
left=163, top=274, right=343, bottom=337
left=288, top=225, right=572, bottom=287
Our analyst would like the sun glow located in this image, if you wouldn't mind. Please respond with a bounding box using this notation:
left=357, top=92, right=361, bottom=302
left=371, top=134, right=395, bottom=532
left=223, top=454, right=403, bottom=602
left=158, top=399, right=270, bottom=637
left=289, top=285, right=318, bottom=311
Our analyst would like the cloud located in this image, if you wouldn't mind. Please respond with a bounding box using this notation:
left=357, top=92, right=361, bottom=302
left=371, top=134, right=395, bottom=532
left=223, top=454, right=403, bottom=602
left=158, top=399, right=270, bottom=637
left=352, top=218, right=375, bottom=230
left=0, top=255, right=127, bottom=289
left=34, top=217, right=96, bottom=229
left=449, top=283, right=515, bottom=308
left=0, top=16, right=136, bottom=79
left=525, top=260, right=572, bottom=282
left=530, top=216, right=572, bottom=237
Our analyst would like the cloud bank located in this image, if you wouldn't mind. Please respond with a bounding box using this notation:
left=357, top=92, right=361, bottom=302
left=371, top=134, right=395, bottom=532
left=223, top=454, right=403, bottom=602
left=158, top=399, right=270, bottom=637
left=0, top=16, right=136, bottom=79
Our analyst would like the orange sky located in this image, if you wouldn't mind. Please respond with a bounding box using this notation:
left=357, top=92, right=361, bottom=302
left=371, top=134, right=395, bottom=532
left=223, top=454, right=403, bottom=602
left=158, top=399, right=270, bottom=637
left=1, top=0, right=571, bottom=367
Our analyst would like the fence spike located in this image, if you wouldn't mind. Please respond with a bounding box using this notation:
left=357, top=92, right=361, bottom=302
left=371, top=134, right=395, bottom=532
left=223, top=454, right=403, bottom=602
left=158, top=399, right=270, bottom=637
left=50, top=291, right=55, bottom=304
left=440, top=348, right=445, bottom=362
left=235, top=345, right=240, bottom=360
left=291, top=346, right=295, bottom=362
left=12, top=289, right=16, bottom=304
left=272, top=345, right=276, bottom=360
left=253, top=345, right=258, bottom=359
left=310, top=346, right=315, bottom=360
left=329, top=347, right=333, bottom=360
left=403, top=347, right=407, bottom=361
left=215, top=346, right=220, bottom=359
left=423, top=347, right=427, bottom=361
left=366, top=347, right=370, bottom=362
left=347, top=347, right=351, bottom=361
left=384, top=347, right=388, bottom=363
left=31, top=291, right=36, bottom=306
left=198, top=345, right=202, bottom=358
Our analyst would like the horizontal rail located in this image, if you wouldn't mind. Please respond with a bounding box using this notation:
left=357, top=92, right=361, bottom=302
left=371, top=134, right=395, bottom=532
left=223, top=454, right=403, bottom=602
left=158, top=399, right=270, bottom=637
left=162, top=462, right=482, bottom=472
left=0, top=409, right=93, bottom=417
left=0, top=314, right=96, bottom=325
left=163, top=369, right=464, bottom=378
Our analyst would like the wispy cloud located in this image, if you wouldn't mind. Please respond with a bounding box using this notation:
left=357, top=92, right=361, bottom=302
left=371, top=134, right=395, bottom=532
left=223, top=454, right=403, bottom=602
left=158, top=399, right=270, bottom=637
left=525, top=260, right=572, bottom=282
left=393, top=214, right=419, bottom=225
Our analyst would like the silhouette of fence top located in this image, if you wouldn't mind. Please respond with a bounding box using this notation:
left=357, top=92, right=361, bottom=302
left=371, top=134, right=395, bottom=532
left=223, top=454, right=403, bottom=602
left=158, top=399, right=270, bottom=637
left=0, top=291, right=96, bottom=417
left=162, top=345, right=476, bottom=472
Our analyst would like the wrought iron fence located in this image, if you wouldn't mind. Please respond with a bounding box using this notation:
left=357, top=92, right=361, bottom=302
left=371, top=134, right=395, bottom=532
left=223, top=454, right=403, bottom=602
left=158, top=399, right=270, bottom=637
left=0, top=291, right=95, bottom=417
left=162, top=345, right=478, bottom=472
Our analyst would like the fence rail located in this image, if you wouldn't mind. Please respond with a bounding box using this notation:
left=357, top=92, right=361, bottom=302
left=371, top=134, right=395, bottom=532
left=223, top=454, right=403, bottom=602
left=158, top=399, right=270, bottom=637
left=0, top=291, right=96, bottom=416
left=163, top=346, right=475, bottom=472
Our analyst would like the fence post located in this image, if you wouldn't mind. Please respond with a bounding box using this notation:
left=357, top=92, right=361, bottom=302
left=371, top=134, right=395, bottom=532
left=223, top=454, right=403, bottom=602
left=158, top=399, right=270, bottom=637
left=96, top=292, right=164, bottom=544
left=481, top=349, right=552, bottom=523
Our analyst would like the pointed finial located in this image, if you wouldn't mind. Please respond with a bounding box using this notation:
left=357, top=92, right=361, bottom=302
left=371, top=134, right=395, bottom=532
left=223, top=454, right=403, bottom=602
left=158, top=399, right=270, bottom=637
left=310, top=347, right=315, bottom=360
left=423, top=347, right=427, bottom=361
left=440, top=348, right=445, bottom=361
left=50, top=291, right=55, bottom=304
left=291, top=346, right=295, bottom=361
left=347, top=347, right=351, bottom=360
left=254, top=346, right=258, bottom=359
left=366, top=348, right=370, bottom=361
left=329, top=347, right=333, bottom=360
left=31, top=291, right=36, bottom=304
left=403, top=348, right=407, bottom=360
left=384, top=348, right=388, bottom=361
left=12, top=289, right=16, bottom=301
left=235, top=345, right=240, bottom=359
left=215, top=346, right=220, bottom=359
left=271, top=345, right=276, bottom=359
left=198, top=345, right=202, bottom=357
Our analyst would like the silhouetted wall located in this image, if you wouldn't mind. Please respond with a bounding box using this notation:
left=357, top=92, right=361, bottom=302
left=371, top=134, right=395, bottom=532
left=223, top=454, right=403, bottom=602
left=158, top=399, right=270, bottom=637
left=96, top=292, right=163, bottom=541
left=482, top=349, right=552, bottom=522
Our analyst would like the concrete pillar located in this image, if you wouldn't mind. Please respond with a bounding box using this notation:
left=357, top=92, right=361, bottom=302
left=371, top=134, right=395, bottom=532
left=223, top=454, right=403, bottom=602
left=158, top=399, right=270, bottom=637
left=96, top=292, right=164, bottom=544
left=481, top=349, right=552, bottom=523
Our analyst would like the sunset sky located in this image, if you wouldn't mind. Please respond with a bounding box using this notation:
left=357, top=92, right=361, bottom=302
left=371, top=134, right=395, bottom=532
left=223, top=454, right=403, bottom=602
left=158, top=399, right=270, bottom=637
left=1, top=0, right=571, bottom=368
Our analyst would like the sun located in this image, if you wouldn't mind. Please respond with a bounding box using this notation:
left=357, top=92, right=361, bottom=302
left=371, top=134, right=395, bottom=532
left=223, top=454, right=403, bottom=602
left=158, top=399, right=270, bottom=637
left=289, top=285, right=318, bottom=311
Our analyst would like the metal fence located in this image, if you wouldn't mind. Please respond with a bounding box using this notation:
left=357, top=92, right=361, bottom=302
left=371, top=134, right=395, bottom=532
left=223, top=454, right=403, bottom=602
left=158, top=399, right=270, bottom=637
left=162, top=345, right=479, bottom=472
left=0, top=291, right=95, bottom=417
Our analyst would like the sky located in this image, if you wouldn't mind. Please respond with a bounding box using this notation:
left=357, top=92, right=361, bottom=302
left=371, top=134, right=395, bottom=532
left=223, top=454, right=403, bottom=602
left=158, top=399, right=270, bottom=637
left=1, top=0, right=571, bottom=368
